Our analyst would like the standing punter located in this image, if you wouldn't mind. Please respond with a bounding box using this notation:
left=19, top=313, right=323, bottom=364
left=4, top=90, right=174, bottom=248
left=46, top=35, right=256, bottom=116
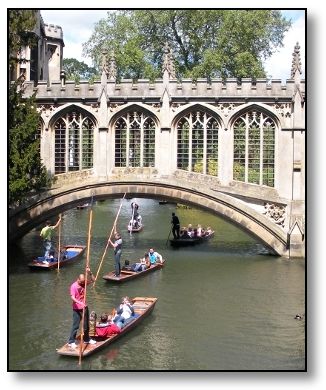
left=108, top=231, right=123, bottom=277
left=171, top=212, right=180, bottom=239
left=67, top=267, right=97, bottom=349
left=39, top=216, right=62, bottom=264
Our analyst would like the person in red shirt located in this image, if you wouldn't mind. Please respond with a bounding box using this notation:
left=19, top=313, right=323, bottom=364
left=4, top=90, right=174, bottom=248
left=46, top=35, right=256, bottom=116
left=67, top=267, right=97, bottom=349
left=95, top=314, right=121, bottom=337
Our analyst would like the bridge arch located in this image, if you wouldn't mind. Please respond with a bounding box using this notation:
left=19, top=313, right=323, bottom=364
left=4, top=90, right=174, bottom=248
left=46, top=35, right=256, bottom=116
left=9, top=181, right=288, bottom=256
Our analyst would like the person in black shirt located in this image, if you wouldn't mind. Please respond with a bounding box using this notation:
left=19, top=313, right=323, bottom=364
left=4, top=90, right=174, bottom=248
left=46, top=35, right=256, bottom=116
left=171, top=212, right=180, bottom=239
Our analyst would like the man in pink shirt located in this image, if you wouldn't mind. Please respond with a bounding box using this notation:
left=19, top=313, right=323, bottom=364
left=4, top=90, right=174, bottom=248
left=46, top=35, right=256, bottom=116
left=67, top=267, right=97, bottom=349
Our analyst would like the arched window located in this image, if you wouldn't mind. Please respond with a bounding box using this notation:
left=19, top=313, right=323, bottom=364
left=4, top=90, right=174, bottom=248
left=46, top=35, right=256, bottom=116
left=233, top=110, right=275, bottom=187
left=114, top=111, right=156, bottom=167
left=54, top=111, right=94, bottom=174
left=177, top=110, right=219, bottom=175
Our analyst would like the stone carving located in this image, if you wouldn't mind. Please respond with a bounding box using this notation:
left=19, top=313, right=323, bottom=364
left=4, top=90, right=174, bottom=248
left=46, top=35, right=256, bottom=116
left=291, top=42, right=302, bottom=79
left=262, top=202, right=286, bottom=227
left=272, top=103, right=292, bottom=118
left=109, top=103, right=124, bottom=112
left=171, top=103, right=182, bottom=111
left=152, top=103, right=161, bottom=111
left=37, top=104, right=58, bottom=117
left=107, top=51, right=117, bottom=81
left=162, top=42, right=176, bottom=79
left=101, top=47, right=108, bottom=76
left=111, top=167, right=158, bottom=176
left=89, top=103, right=99, bottom=112
left=216, top=103, right=236, bottom=117
left=101, top=47, right=117, bottom=80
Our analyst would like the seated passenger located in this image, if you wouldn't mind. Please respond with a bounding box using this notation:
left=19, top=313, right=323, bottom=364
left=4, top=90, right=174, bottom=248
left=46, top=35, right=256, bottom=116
left=134, top=252, right=150, bottom=271
left=205, top=227, right=212, bottom=235
left=113, top=296, right=135, bottom=329
left=180, top=227, right=189, bottom=237
left=96, top=314, right=121, bottom=337
left=48, top=250, right=58, bottom=262
left=148, top=247, right=163, bottom=264
left=187, top=224, right=194, bottom=237
left=197, top=224, right=203, bottom=236
left=122, top=259, right=135, bottom=271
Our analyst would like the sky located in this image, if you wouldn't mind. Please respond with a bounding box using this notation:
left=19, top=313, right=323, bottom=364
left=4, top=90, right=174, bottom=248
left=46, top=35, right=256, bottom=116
left=40, top=9, right=306, bottom=84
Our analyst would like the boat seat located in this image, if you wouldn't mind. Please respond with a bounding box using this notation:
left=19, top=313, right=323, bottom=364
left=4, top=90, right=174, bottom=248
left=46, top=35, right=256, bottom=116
left=120, top=270, right=136, bottom=275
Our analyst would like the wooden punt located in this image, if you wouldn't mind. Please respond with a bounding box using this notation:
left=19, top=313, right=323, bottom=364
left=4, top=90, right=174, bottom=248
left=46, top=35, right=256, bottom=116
left=57, top=297, right=157, bottom=357
left=28, top=245, right=86, bottom=270
left=102, top=260, right=165, bottom=282
left=169, top=231, right=215, bottom=247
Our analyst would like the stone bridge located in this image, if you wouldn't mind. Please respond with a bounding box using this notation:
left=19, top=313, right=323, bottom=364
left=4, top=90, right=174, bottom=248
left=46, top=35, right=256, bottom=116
left=8, top=169, right=305, bottom=257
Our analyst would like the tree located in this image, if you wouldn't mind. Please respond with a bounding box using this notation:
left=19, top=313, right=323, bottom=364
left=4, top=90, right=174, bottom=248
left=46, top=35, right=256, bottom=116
left=9, top=10, right=38, bottom=70
left=62, top=58, right=99, bottom=84
left=9, top=10, right=50, bottom=206
left=82, top=10, right=291, bottom=82
left=9, top=80, right=51, bottom=207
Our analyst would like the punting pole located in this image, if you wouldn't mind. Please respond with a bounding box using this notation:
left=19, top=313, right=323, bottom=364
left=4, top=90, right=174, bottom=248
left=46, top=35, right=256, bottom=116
left=57, top=213, right=62, bottom=271
left=93, top=193, right=126, bottom=287
left=79, top=195, right=94, bottom=364
left=166, top=225, right=172, bottom=246
left=130, top=202, right=135, bottom=235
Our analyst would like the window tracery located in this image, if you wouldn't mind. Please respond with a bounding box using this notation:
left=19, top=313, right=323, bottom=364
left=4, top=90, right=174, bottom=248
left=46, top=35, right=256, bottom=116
left=114, top=111, right=156, bottom=168
left=54, top=111, right=94, bottom=174
left=176, top=110, right=219, bottom=176
left=233, top=110, right=275, bottom=187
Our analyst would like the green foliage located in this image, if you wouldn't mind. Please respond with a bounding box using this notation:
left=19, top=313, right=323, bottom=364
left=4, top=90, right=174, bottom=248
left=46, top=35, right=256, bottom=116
left=82, top=10, right=291, bottom=82
left=62, top=58, right=99, bottom=84
left=8, top=10, right=38, bottom=69
left=9, top=80, right=51, bottom=207
left=193, top=159, right=218, bottom=175
left=233, top=162, right=245, bottom=181
left=248, top=169, right=260, bottom=184
left=9, top=10, right=50, bottom=206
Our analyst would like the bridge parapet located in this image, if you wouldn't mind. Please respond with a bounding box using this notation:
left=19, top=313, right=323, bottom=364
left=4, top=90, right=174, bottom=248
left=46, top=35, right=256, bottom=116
left=24, top=77, right=304, bottom=100
left=52, top=169, right=284, bottom=206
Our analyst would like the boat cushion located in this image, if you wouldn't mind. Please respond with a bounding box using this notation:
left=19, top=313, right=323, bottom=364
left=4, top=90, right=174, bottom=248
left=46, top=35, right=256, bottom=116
left=66, top=251, right=79, bottom=258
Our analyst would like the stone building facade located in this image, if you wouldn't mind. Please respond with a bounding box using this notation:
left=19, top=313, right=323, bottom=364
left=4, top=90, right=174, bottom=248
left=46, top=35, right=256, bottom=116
left=12, top=11, right=305, bottom=257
